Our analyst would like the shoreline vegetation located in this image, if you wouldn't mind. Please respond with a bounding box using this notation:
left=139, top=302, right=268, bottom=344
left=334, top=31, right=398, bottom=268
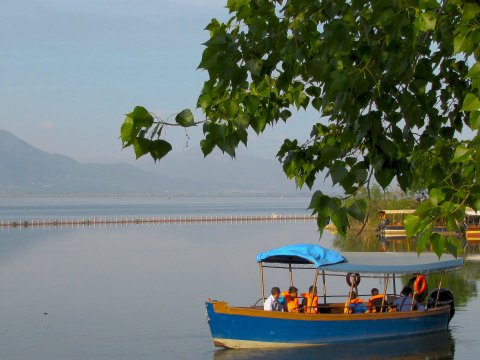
left=347, top=186, right=417, bottom=232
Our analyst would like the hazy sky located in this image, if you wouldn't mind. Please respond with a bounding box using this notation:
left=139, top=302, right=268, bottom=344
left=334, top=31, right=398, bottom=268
left=1, top=0, right=317, bottom=167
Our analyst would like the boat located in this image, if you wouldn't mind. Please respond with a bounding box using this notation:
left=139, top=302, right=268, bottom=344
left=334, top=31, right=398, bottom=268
left=205, top=244, right=463, bottom=349
left=377, top=210, right=415, bottom=240
left=377, top=209, right=480, bottom=246
left=377, top=210, right=456, bottom=241
left=465, top=209, right=480, bottom=244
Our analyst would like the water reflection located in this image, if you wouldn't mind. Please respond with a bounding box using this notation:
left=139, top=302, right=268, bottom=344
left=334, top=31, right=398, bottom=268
left=213, top=331, right=454, bottom=360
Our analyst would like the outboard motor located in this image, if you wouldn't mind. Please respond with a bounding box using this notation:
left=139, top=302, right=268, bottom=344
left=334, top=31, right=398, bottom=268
left=427, top=288, right=455, bottom=322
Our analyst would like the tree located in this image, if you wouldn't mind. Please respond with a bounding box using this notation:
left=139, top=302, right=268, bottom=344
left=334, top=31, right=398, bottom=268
left=121, top=0, right=480, bottom=257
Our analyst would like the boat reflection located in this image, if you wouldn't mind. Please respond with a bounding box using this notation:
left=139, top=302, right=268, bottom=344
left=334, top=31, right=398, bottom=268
left=212, top=330, right=454, bottom=360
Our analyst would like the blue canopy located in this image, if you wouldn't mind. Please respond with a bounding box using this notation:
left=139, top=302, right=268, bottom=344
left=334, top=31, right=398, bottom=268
left=256, top=244, right=345, bottom=268
left=257, top=245, right=463, bottom=274
left=322, top=252, right=464, bottom=274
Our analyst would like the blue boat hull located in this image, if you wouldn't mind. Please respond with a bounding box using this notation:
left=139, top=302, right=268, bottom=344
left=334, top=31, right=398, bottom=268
left=205, top=301, right=450, bottom=348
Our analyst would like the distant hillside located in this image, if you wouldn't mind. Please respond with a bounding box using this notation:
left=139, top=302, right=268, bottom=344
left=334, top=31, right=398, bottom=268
left=0, top=130, right=306, bottom=195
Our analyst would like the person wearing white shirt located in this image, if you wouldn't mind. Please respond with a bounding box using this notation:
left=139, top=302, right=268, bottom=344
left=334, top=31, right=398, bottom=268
left=264, top=287, right=283, bottom=311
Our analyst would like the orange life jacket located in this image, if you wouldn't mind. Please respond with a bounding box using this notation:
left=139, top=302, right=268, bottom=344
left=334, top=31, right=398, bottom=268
left=350, top=298, right=365, bottom=304
left=368, top=294, right=385, bottom=306
left=281, top=291, right=300, bottom=312
left=344, top=297, right=366, bottom=313
left=301, top=292, right=319, bottom=313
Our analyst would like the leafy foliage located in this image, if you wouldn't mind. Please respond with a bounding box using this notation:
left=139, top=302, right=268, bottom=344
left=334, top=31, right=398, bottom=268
left=121, top=0, right=480, bottom=256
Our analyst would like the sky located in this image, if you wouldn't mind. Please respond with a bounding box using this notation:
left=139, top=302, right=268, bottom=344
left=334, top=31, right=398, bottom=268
left=0, top=0, right=317, bottom=168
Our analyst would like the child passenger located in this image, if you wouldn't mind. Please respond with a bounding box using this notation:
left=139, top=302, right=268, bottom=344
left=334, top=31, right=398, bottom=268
left=365, top=287, right=386, bottom=313
left=344, top=291, right=367, bottom=314
left=301, top=285, right=319, bottom=314
left=281, top=286, right=300, bottom=312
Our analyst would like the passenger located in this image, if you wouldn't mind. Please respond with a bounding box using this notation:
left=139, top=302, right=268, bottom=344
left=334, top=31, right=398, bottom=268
left=344, top=291, right=367, bottom=314
left=393, top=286, right=426, bottom=312
left=301, top=285, right=319, bottom=314
left=263, top=287, right=283, bottom=311
left=281, top=286, right=300, bottom=312
left=365, top=287, right=386, bottom=313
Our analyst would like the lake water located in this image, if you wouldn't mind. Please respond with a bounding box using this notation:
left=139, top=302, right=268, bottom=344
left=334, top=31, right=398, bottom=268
left=0, top=196, right=479, bottom=359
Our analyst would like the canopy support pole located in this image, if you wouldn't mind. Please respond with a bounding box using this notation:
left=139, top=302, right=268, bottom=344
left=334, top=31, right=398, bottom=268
left=289, top=262, right=293, bottom=287
left=307, top=270, right=320, bottom=313
left=346, top=278, right=355, bottom=314
left=322, top=270, right=327, bottom=304
left=313, top=269, right=319, bottom=290
left=392, top=274, right=397, bottom=296
left=381, top=273, right=389, bottom=312
left=435, top=271, right=445, bottom=307
left=259, top=263, right=265, bottom=305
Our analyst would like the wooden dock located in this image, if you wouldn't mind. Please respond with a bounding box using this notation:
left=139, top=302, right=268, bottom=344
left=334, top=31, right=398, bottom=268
left=0, top=214, right=317, bottom=229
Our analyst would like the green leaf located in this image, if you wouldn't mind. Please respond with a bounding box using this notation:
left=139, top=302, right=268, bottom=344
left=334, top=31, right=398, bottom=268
left=430, top=233, right=445, bottom=258
left=417, top=230, right=431, bottom=255
left=279, top=109, right=292, bottom=121
left=204, top=33, right=228, bottom=47
left=197, top=92, right=211, bottom=110
left=471, top=111, right=480, bottom=130
left=466, top=63, right=480, bottom=80
left=200, top=138, right=215, bottom=157
left=175, top=109, right=195, bottom=127
left=416, top=12, right=436, bottom=32
left=132, top=138, right=150, bottom=159
left=126, top=106, right=154, bottom=128
left=120, top=116, right=134, bottom=143
left=452, top=145, right=471, bottom=162
left=329, top=71, right=349, bottom=93
left=463, top=2, right=480, bottom=21
left=445, top=236, right=462, bottom=258
left=376, top=9, right=394, bottom=26
left=233, top=114, right=250, bottom=130
left=198, top=47, right=219, bottom=71
left=419, top=0, right=439, bottom=10
left=454, top=34, right=471, bottom=54
left=348, top=199, right=367, bottom=222
left=374, top=167, right=394, bottom=189
left=351, top=163, right=368, bottom=184
left=462, top=93, right=480, bottom=112
left=308, top=191, right=324, bottom=210
left=429, top=188, right=445, bottom=206
left=330, top=165, right=348, bottom=185
left=316, top=214, right=330, bottom=232
left=150, top=139, right=172, bottom=161
left=246, top=59, right=261, bottom=77
left=404, top=214, right=419, bottom=236
left=331, top=207, right=348, bottom=236
left=474, top=197, right=480, bottom=211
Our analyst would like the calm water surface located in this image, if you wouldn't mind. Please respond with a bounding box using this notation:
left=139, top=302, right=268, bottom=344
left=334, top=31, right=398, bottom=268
left=0, top=197, right=478, bottom=359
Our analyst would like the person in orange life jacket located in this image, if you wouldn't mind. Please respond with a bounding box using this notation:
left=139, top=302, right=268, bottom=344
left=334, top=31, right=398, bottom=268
left=344, top=290, right=367, bottom=314
left=281, top=286, right=300, bottom=312
left=301, top=285, right=319, bottom=314
left=365, top=287, right=386, bottom=313
left=263, top=287, right=283, bottom=311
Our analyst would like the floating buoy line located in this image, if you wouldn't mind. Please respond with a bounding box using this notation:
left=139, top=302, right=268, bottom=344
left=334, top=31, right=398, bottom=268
left=1, top=214, right=318, bottom=230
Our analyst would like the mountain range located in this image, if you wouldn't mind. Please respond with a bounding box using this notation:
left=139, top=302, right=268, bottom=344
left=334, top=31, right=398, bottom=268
left=0, top=129, right=308, bottom=196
